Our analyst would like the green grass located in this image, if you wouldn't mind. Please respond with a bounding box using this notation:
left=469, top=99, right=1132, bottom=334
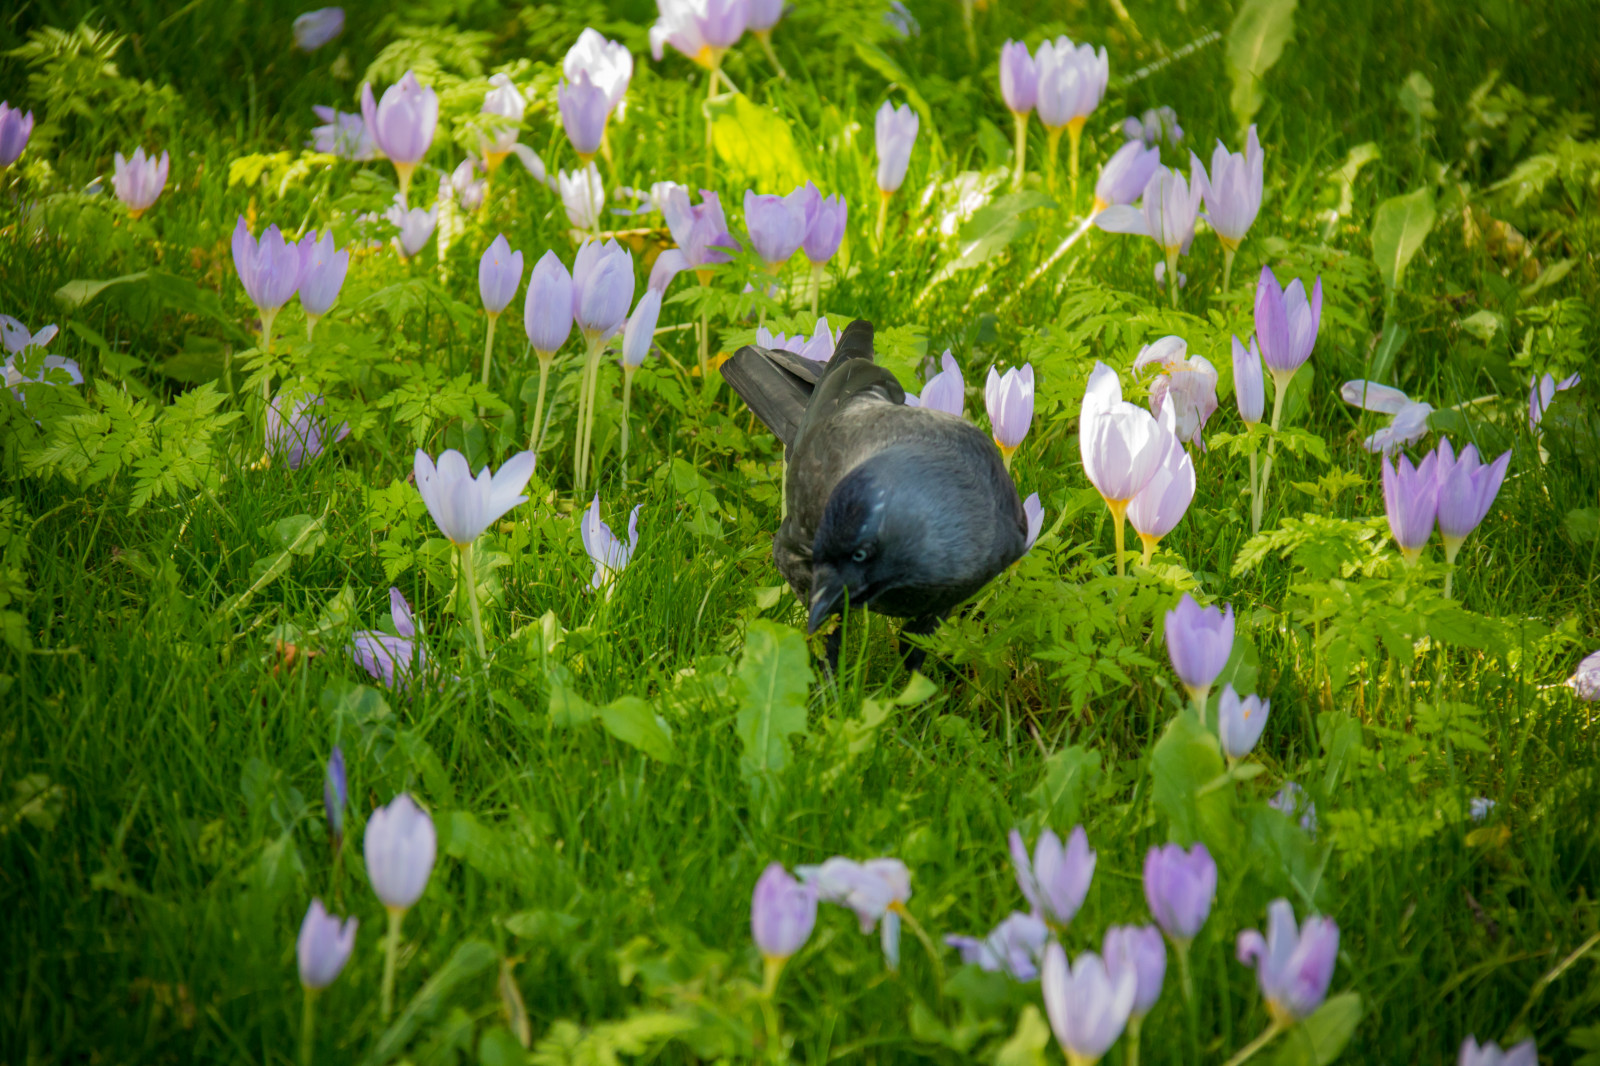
left=3, top=0, right=1600, bottom=1063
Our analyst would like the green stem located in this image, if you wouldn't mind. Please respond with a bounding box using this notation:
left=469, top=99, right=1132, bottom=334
left=478, top=313, right=498, bottom=416
left=1177, top=940, right=1200, bottom=1064
left=1248, top=448, right=1259, bottom=531
left=1165, top=247, right=1181, bottom=309
left=1068, top=122, right=1083, bottom=203
left=620, top=365, right=635, bottom=481
left=895, top=907, right=946, bottom=991
left=1222, top=1021, right=1289, bottom=1066
left=577, top=334, right=606, bottom=491
left=381, top=907, right=403, bottom=1021
left=875, top=192, right=890, bottom=249
left=1011, top=112, right=1029, bottom=192
left=528, top=351, right=553, bottom=453
left=1223, top=247, right=1236, bottom=294
left=306, top=315, right=319, bottom=344
left=1045, top=127, right=1063, bottom=192
left=698, top=287, right=712, bottom=386
left=259, top=308, right=279, bottom=413
left=1191, top=687, right=1210, bottom=727
left=759, top=956, right=787, bottom=1062
left=460, top=541, right=486, bottom=661
left=755, top=29, right=787, bottom=79
left=1125, top=1016, right=1142, bottom=1066
left=300, top=987, right=316, bottom=1066
left=1254, top=377, right=1289, bottom=533
left=705, top=58, right=720, bottom=178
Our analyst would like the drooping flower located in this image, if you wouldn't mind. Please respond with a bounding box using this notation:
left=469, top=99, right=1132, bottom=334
left=297, top=230, right=349, bottom=323
left=1143, top=843, right=1216, bottom=944
left=582, top=494, right=641, bottom=590
left=649, top=0, right=748, bottom=66
left=233, top=218, right=305, bottom=317
left=350, top=587, right=431, bottom=688
left=297, top=899, right=357, bottom=989
left=801, top=184, right=848, bottom=265
left=112, top=148, right=170, bottom=219
left=266, top=392, right=348, bottom=470
left=310, top=106, right=375, bottom=160
left=323, top=746, right=346, bottom=842
left=0, top=102, right=36, bottom=169
left=558, top=70, right=610, bottom=159
left=1034, top=37, right=1109, bottom=133
left=1041, top=945, right=1137, bottom=1066
left=946, top=911, right=1050, bottom=981
left=745, top=187, right=811, bottom=272
left=1164, top=593, right=1235, bottom=701
left=1569, top=649, right=1600, bottom=701
left=525, top=250, right=575, bottom=355
left=1237, top=899, right=1340, bottom=1023
left=1232, top=335, right=1266, bottom=425
left=1096, top=163, right=1206, bottom=258
left=1126, top=425, right=1195, bottom=558
left=1217, top=685, right=1271, bottom=760
left=796, top=857, right=911, bottom=968
left=998, top=40, right=1038, bottom=116
left=564, top=29, right=633, bottom=113
left=1023, top=492, right=1044, bottom=552
left=384, top=196, right=438, bottom=259
left=875, top=101, right=920, bottom=195
left=1458, top=1037, right=1537, bottom=1066
left=558, top=163, right=606, bottom=231
left=1340, top=380, right=1433, bottom=455
left=1009, top=826, right=1095, bottom=929
left=1092, top=141, right=1162, bottom=214
left=917, top=350, right=965, bottom=417
left=571, top=238, right=636, bottom=342
left=364, top=793, right=436, bottom=912
left=660, top=187, right=740, bottom=271
left=986, top=364, right=1035, bottom=458
left=1200, top=125, right=1264, bottom=251
left=480, top=73, right=526, bottom=162
left=1102, top=925, right=1166, bottom=1020
left=1528, top=371, right=1580, bottom=431
left=1133, top=335, right=1218, bottom=449
left=1123, top=106, right=1184, bottom=148
left=450, top=158, right=486, bottom=212
left=751, top=863, right=818, bottom=962
left=1381, top=450, right=1440, bottom=566
left=1079, top=361, right=1167, bottom=507
left=1254, top=266, right=1323, bottom=386
left=478, top=235, right=524, bottom=317
left=1434, top=438, right=1511, bottom=563
left=292, top=8, right=344, bottom=51
left=413, top=449, right=536, bottom=546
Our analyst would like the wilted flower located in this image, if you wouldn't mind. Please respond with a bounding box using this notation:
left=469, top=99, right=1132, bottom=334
left=233, top=218, right=304, bottom=318
left=1143, top=843, right=1216, bottom=943
left=1103, top=925, right=1166, bottom=1019
left=525, top=250, right=575, bottom=354
left=350, top=587, right=431, bottom=688
left=297, top=231, right=349, bottom=323
left=559, top=71, right=610, bottom=159
left=414, top=449, right=536, bottom=546
left=478, top=234, right=524, bottom=316
left=1340, top=380, right=1433, bottom=455
left=1434, top=439, right=1511, bottom=563
left=1164, top=593, right=1234, bottom=702
left=1458, top=1037, right=1537, bottom=1066
left=801, top=184, right=848, bottom=265
left=946, top=911, right=1050, bottom=981
left=365, top=793, right=436, bottom=912
left=361, top=71, right=438, bottom=198
left=1093, top=141, right=1163, bottom=214
left=999, top=40, right=1038, bottom=116
left=450, top=158, right=486, bottom=212
left=745, top=186, right=810, bottom=271
left=297, top=899, right=357, bottom=988
left=480, top=73, right=526, bottom=162
left=1237, top=899, right=1340, bottom=1023
left=0, top=316, right=59, bottom=356
left=310, top=106, right=375, bottom=160
left=1123, top=106, right=1184, bottom=148
left=112, top=148, right=170, bottom=218
left=649, top=0, right=748, bottom=65
left=1269, top=782, right=1318, bottom=833
left=1009, top=826, right=1095, bottom=929
left=1381, top=450, right=1440, bottom=566
left=797, top=857, right=911, bottom=968
left=1528, top=371, right=1580, bottom=431
left=1041, top=945, right=1137, bottom=1066
left=986, top=364, right=1034, bottom=458
left=1023, top=492, right=1044, bottom=552
left=1035, top=37, right=1109, bottom=133
left=564, top=29, right=632, bottom=113
left=582, top=494, right=641, bottom=590
left=384, top=196, right=438, bottom=258
left=571, top=238, right=635, bottom=342
left=558, top=163, right=606, bottom=231
left=1218, top=684, right=1270, bottom=761
left=0, top=103, right=35, bottom=169
left=1134, top=336, right=1218, bottom=449
left=1127, top=425, right=1195, bottom=558
left=660, top=186, right=740, bottom=271
left=1254, top=266, right=1323, bottom=385
left=875, top=101, right=920, bottom=195
left=292, top=8, right=344, bottom=51
left=323, top=746, right=346, bottom=842
left=1569, top=649, right=1600, bottom=701
left=266, top=392, right=348, bottom=469
left=918, top=350, right=965, bottom=417
left=1200, top=125, right=1264, bottom=251
left=751, top=863, right=817, bottom=962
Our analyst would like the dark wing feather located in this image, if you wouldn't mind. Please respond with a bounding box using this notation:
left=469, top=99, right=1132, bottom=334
left=721, top=344, right=825, bottom=448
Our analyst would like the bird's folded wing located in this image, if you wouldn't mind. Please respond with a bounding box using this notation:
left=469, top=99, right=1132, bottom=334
left=720, top=345, right=825, bottom=448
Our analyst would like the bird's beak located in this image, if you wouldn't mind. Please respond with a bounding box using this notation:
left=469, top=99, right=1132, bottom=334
left=808, top=566, right=847, bottom=634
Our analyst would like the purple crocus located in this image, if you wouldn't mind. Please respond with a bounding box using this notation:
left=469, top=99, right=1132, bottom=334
left=323, top=746, right=347, bottom=843
left=384, top=196, right=438, bottom=259
left=744, top=187, right=810, bottom=272
left=480, top=74, right=526, bottom=163
left=1134, top=335, right=1218, bottom=450
left=558, top=163, right=605, bottom=231
left=1041, top=945, right=1137, bottom=1066
left=1127, top=427, right=1195, bottom=557
left=1009, top=826, right=1095, bottom=930
left=361, top=71, right=438, bottom=201
left=999, top=40, right=1038, bottom=116
left=564, top=29, right=633, bottom=114
left=365, top=793, right=436, bottom=912
left=558, top=70, right=610, bottom=159
left=648, top=249, right=689, bottom=295
left=310, top=106, right=375, bottom=160
left=351, top=588, right=431, bottom=689
left=1079, top=361, right=1168, bottom=512
left=1237, top=899, right=1340, bottom=1023
left=649, top=0, right=748, bottom=66
left=478, top=234, right=524, bottom=317
left=751, top=863, right=818, bottom=962
left=414, top=449, right=536, bottom=547
left=3, top=344, right=82, bottom=398
left=571, top=238, right=635, bottom=342
left=1233, top=336, right=1266, bottom=425
left=1270, top=782, right=1318, bottom=834
left=112, top=148, right=170, bottom=219
left=622, top=289, right=661, bottom=369
left=266, top=392, right=348, bottom=469
left=797, top=856, right=912, bottom=968
left=875, top=101, right=919, bottom=196
left=1254, top=266, right=1323, bottom=387
left=297, top=899, right=357, bottom=988
left=946, top=911, right=1050, bottom=981
left=1458, top=1037, right=1537, bottom=1066
left=986, top=364, right=1034, bottom=460
left=1124, top=106, right=1183, bottom=148
left=233, top=218, right=305, bottom=326
left=450, top=158, right=486, bottom=212
left=1528, top=371, right=1580, bottom=431
left=918, top=350, right=965, bottom=417
left=1341, top=380, right=1433, bottom=455
left=661, top=187, right=741, bottom=272
left=292, top=8, right=344, bottom=51
left=1092, top=141, right=1162, bottom=214
left=1023, top=492, right=1044, bottom=553
left=1097, top=162, right=1206, bottom=259
left=1381, top=450, right=1440, bottom=566
left=1035, top=36, right=1109, bottom=134
left=1200, top=125, right=1264, bottom=252
left=1218, top=685, right=1270, bottom=761
left=1569, top=649, right=1600, bottom=701
left=582, top=494, right=641, bottom=590
left=1103, top=925, right=1166, bottom=1019
left=297, top=231, right=349, bottom=325
left=525, top=250, right=575, bottom=355
left=1, top=317, right=59, bottom=355
left=1143, top=842, right=1216, bottom=944
left=1434, top=439, right=1511, bottom=563
left=0, top=103, right=34, bottom=169
left=800, top=183, right=848, bottom=265
left=1164, top=593, right=1235, bottom=702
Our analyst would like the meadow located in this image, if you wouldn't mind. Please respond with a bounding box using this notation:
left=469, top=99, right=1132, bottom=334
left=2, top=0, right=1600, bottom=1063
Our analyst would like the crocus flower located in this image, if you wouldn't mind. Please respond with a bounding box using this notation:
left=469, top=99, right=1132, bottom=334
left=799, top=316, right=836, bottom=361
left=648, top=249, right=689, bottom=294
left=0, top=316, right=59, bottom=355
left=1569, top=649, right=1600, bottom=701
left=1103, top=925, right=1166, bottom=1019
left=1096, top=163, right=1205, bottom=258
left=1233, top=335, right=1266, bottom=424
left=525, top=250, right=575, bottom=354
left=1237, top=899, right=1340, bottom=1024
left=292, top=8, right=344, bottom=51
left=451, top=158, right=486, bottom=212
left=3, top=350, right=82, bottom=397
left=1154, top=262, right=1187, bottom=291
left=1254, top=266, right=1323, bottom=387
left=1468, top=798, right=1496, bottom=822
left=946, top=911, right=1050, bottom=981
left=1123, top=106, right=1183, bottom=148
left=559, top=163, right=606, bottom=231
left=1023, top=492, right=1044, bottom=552
left=266, top=392, right=348, bottom=469
left=1041, top=944, right=1137, bottom=1066
left=1127, top=427, right=1195, bottom=558
left=660, top=187, right=740, bottom=271
left=310, top=106, right=375, bottom=160
left=1092, top=141, right=1162, bottom=215
left=1143, top=843, right=1216, bottom=943
left=986, top=364, right=1034, bottom=459
left=999, top=40, right=1037, bottom=115
left=558, top=71, right=610, bottom=159
left=297, top=899, right=357, bottom=988
left=797, top=857, right=911, bottom=968
left=649, top=0, right=748, bottom=65
left=233, top=218, right=304, bottom=318
left=1034, top=37, right=1109, bottom=134
left=801, top=184, right=848, bottom=265
left=361, top=71, right=438, bottom=173
left=350, top=587, right=431, bottom=688
left=582, top=494, right=641, bottom=590
left=564, top=29, right=632, bottom=113
left=112, top=148, right=170, bottom=219
left=1381, top=451, right=1440, bottom=566
left=1009, top=826, right=1095, bottom=929
left=479, top=235, right=524, bottom=316
left=1164, top=593, right=1234, bottom=702
left=875, top=101, right=920, bottom=195
left=622, top=289, right=662, bottom=369
left=384, top=196, right=438, bottom=259
left=0, top=103, right=34, bottom=169
left=365, top=793, right=436, bottom=912
left=1079, top=361, right=1167, bottom=508
left=297, top=231, right=349, bottom=323
left=1458, top=1037, right=1537, bottom=1066
left=1218, top=684, right=1270, bottom=760
left=1528, top=371, right=1580, bottom=431
left=1340, top=380, right=1433, bottom=455
left=571, top=238, right=635, bottom=342
left=919, top=350, right=965, bottom=417
left=1269, top=782, right=1318, bottom=834
left=480, top=73, right=526, bottom=163
left=1200, top=125, right=1264, bottom=252
left=323, top=746, right=346, bottom=842
left=756, top=325, right=806, bottom=355
left=414, top=449, right=536, bottom=546
left=751, top=863, right=818, bottom=962
left=1434, top=439, right=1511, bottom=563
left=745, top=187, right=810, bottom=272
left=1134, top=336, right=1218, bottom=449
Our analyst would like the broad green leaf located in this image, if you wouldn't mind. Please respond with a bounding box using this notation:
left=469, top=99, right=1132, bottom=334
left=1226, top=0, right=1298, bottom=132
left=1263, top=993, right=1363, bottom=1066
left=504, top=909, right=582, bottom=943
left=546, top=665, right=597, bottom=727
left=734, top=620, right=812, bottom=781
left=478, top=1025, right=527, bottom=1066
left=993, top=1006, right=1052, bottom=1066
left=1150, top=711, right=1234, bottom=851
left=600, top=696, right=679, bottom=764
left=437, top=810, right=510, bottom=879
left=1028, top=744, right=1102, bottom=831
left=1370, top=186, right=1436, bottom=292
left=710, top=95, right=808, bottom=192
left=54, top=271, right=150, bottom=309
left=363, top=940, right=497, bottom=1066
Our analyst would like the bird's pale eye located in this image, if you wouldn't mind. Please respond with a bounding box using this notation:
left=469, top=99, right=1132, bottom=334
left=852, top=547, right=871, bottom=563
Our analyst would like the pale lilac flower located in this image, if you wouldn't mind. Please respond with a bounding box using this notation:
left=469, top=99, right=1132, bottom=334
left=558, top=163, right=606, bottom=231
left=917, top=350, right=965, bottom=417
left=1434, top=438, right=1511, bottom=561
left=1382, top=451, right=1440, bottom=565
left=1468, top=798, right=1496, bottom=822
left=801, top=188, right=847, bottom=265
left=351, top=588, right=430, bottom=688
left=233, top=218, right=304, bottom=314
left=571, top=238, right=635, bottom=342
left=364, top=793, right=436, bottom=911
left=1528, top=371, right=1580, bottom=430
left=1340, top=380, right=1433, bottom=455
left=310, top=106, right=375, bottom=160
left=479, top=234, right=524, bottom=316
left=622, top=289, right=662, bottom=368
left=1123, top=106, right=1183, bottom=148
left=1096, top=163, right=1205, bottom=257
left=1127, top=427, right=1195, bottom=549
left=1233, top=335, right=1266, bottom=424
left=1133, top=336, right=1218, bottom=449
left=648, top=249, right=689, bottom=294
left=756, top=325, right=806, bottom=355
left=797, top=856, right=911, bottom=968
left=1041, top=945, right=1137, bottom=1066
left=1217, top=684, right=1270, bottom=760
left=266, top=392, right=348, bottom=469
left=946, top=911, right=1050, bottom=981
left=112, top=148, right=170, bottom=218
left=1237, top=899, right=1340, bottom=1023
left=525, top=250, right=575, bottom=354
left=3, top=350, right=81, bottom=397
left=292, top=8, right=344, bottom=51
left=1154, top=261, right=1187, bottom=291
left=1255, top=266, right=1323, bottom=384
left=384, top=196, right=438, bottom=258
left=875, top=102, right=920, bottom=195
left=559, top=71, right=610, bottom=158
left=1459, top=1037, right=1537, bottom=1066
left=1023, top=493, right=1044, bottom=552
left=744, top=187, right=810, bottom=269
left=1103, top=925, right=1166, bottom=1019
left=323, top=747, right=346, bottom=841
left=413, top=449, right=536, bottom=546
left=297, top=231, right=349, bottom=320
left=360, top=71, right=438, bottom=166
left=451, top=158, right=486, bottom=212
left=0, top=316, right=59, bottom=355
left=1143, top=843, right=1216, bottom=943
left=0, top=102, right=35, bottom=168
left=649, top=0, right=748, bottom=65
left=986, top=364, right=1034, bottom=455
left=746, top=0, right=784, bottom=32
left=583, top=494, right=641, bottom=589
left=564, top=29, right=632, bottom=112
left=1009, top=826, right=1095, bottom=929
left=1093, top=141, right=1163, bottom=214
left=1199, top=125, right=1263, bottom=251
left=999, top=40, right=1038, bottom=116
left=1569, top=649, right=1600, bottom=701
left=297, top=899, right=357, bottom=988
left=1269, top=782, right=1318, bottom=833
left=751, top=863, right=817, bottom=961
left=1035, top=37, right=1109, bottom=132
left=481, top=73, right=526, bottom=158
left=885, top=1, right=919, bottom=37
left=1079, top=361, right=1167, bottom=504
left=798, top=316, right=835, bottom=362
left=1164, top=593, right=1234, bottom=699
left=661, top=187, right=740, bottom=269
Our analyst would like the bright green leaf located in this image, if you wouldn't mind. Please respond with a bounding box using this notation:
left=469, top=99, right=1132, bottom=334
left=600, top=696, right=678, bottom=764
left=734, top=620, right=812, bottom=782
left=1371, top=186, right=1436, bottom=292
left=1226, top=0, right=1298, bottom=132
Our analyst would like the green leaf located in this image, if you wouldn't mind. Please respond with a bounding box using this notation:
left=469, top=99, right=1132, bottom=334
left=1226, top=0, right=1298, bottom=132
left=600, top=696, right=679, bottom=764
left=992, top=1005, right=1052, bottom=1066
left=437, top=811, right=510, bottom=879
left=1263, top=993, right=1363, bottom=1066
left=1370, top=186, right=1436, bottom=292
left=363, top=940, right=497, bottom=1066
left=504, top=909, right=582, bottom=943
left=734, top=620, right=813, bottom=782
left=709, top=95, right=808, bottom=192
left=1150, top=711, right=1234, bottom=850
left=546, top=665, right=597, bottom=727
left=478, top=1025, right=528, bottom=1066
left=1028, top=744, right=1102, bottom=831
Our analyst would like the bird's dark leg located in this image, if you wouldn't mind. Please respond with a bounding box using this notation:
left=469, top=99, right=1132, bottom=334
left=897, top=614, right=942, bottom=675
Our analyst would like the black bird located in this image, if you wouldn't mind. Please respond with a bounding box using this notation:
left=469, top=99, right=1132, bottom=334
left=721, top=319, right=1027, bottom=667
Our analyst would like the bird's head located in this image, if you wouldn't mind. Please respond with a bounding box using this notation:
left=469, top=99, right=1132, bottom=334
left=807, top=459, right=926, bottom=633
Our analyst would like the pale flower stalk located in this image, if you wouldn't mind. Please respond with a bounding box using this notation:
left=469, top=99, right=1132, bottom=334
left=365, top=793, right=436, bottom=1020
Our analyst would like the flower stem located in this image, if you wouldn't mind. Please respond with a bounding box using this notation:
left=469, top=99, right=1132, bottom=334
left=1166, top=247, right=1181, bottom=309
left=1011, top=112, right=1029, bottom=192
left=1254, top=378, right=1289, bottom=533
left=478, top=313, right=498, bottom=417
left=259, top=308, right=279, bottom=409
left=875, top=191, right=891, bottom=249
left=394, top=163, right=414, bottom=208
left=808, top=262, right=824, bottom=318
left=1223, top=248, right=1236, bottom=294
left=1045, top=127, right=1063, bottom=192
left=1191, top=687, right=1210, bottom=727
left=755, top=29, right=787, bottom=78
left=305, top=315, right=319, bottom=344
left=576, top=334, right=606, bottom=491
left=895, top=906, right=947, bottom=991
left=1248, top=448, right=1259, bottom=532
left=528, top=351, right=553, bottom=453
left=381, top=907, right=403, bottom=1021
left=1176, top=940, right=1200, bottom=1063
left=1067, top=120, right=1084, bottom=203
left=300, top=987, right=317, bottom=1066
left=705, top=58, right=721, bottom=178
left=698, top=283, right=712, bottom=386
left=1108, top=499, right=1129, bottom=577
left=759, top=956, right=787, bottom=1061
left=1124, top=1016, right=1142, bottom=1066
left=1222, top=1021, right=1289, bottom=1066
left=460, top=541, right=486, bottom=661
left=620, top=365, right=636, bottom=481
